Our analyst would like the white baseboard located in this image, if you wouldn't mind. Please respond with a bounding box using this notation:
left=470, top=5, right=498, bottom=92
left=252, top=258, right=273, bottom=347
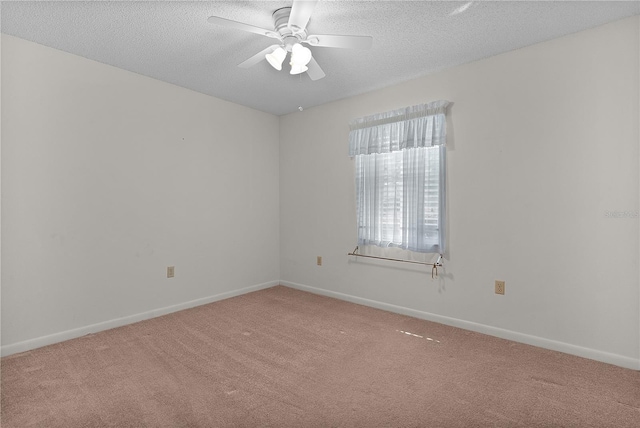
left=1, top=280, right=279, bottom=358
left=4, top=279, right=638, bottom=371
left=281, top=281, right=640, bottom=371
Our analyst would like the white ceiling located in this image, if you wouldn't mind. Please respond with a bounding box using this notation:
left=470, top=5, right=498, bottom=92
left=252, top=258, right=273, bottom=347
left=2, top=1, right=639, bottom=115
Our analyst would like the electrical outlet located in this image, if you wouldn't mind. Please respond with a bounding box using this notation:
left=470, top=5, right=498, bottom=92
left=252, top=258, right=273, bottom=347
left=495, top=280, right=505, bottom=295
left=317, top=256, right=322, bottom=266
left=167, top=266, right=175, bottom=278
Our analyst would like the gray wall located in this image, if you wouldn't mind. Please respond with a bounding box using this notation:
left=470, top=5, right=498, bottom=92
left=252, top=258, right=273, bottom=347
left=1, top=35, right=281, bottom=353
left=279, top=17, right=640, bottom=369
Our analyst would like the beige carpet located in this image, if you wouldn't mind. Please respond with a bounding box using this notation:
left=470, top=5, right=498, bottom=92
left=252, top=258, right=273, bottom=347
left=2, top=285, right=639, bottom=427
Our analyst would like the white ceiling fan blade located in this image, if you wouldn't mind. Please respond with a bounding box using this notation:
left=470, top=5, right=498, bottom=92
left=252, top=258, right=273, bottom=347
left=238, top=45, right=281, bottom=68
left=208, top=16, right=280, bottom=39
left=306, top=57, right=325, bottom=81
left=288, top=0, right=318, bottom=32
left=306, top=34, right=373, bottom=50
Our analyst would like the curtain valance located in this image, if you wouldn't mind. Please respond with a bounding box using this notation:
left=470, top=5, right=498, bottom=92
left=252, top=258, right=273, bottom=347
left=348, top=100, right=450, bottom=156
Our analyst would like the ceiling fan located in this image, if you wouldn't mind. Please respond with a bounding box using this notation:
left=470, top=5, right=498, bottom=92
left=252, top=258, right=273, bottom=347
left=207, top=0, right=373, bottom=81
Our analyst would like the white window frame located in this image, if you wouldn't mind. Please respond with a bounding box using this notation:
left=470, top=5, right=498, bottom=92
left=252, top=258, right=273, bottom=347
left=349, top=101, right=449, bottom=254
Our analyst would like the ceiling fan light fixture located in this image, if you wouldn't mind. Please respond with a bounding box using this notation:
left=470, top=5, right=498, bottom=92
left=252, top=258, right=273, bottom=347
left=290, top=43, right=312, bottom=66
left=265, top=47, right=287, bottom=70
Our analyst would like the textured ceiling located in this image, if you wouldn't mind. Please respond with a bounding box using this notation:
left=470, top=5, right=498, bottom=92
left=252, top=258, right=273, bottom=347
left=2, top=1, right=639, bottom=115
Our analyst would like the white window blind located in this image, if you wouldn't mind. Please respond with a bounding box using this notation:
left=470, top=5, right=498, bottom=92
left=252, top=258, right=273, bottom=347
left=349, top=101, right=450, bottom=254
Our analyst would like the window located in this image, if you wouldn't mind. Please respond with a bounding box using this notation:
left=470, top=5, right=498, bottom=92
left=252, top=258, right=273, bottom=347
left=349, top=101, right=449, bottom=254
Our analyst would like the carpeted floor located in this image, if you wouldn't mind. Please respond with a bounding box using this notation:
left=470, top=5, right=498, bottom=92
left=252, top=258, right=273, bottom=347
left=2, top=285, right=639, bottom=427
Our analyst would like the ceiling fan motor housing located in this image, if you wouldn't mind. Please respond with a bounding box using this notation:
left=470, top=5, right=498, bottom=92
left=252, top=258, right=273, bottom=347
left=273, top=7, right=307, bottom=51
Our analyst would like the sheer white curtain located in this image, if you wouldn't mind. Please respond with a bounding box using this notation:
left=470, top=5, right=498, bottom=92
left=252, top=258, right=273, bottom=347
left=349, top=100, right=450, bottom=254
